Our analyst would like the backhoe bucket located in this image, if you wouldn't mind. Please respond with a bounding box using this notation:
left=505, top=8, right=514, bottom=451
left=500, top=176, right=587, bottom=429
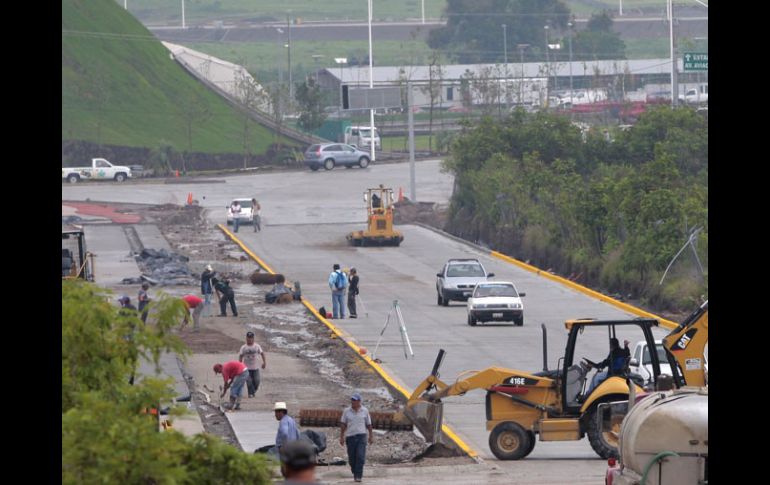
left=404, top=398, right=444, bottom=444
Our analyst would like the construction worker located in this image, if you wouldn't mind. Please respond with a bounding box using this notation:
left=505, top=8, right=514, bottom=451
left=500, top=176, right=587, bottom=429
left=213, top=361, right=249, bottom=411
left=339, top=393, right=373, bottom=483
left=213, top=277, right=238, bottom=317
left=347, top=268, right=359, bottom=319
left=239, top=331, right=266, bottom=398
left=181, top=294, right=204, bottom=330
left=585, top=338, right=631, bottom=394
left=328, top=264, right=348, bottom=319
left=201, top=264, right=216, bottom=316
left=252, top=198, right=262, bottom=232
left=230, top=200, right=242, bottom=232
left=137, top=282, right=151, bottom=323
left=279, top=440, right=321, bottom=484
left=274, top=402, right=301, bottom=451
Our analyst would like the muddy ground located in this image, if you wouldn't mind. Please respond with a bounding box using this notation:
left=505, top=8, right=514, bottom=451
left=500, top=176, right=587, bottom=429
left=123, top=202, right=470, bottom=468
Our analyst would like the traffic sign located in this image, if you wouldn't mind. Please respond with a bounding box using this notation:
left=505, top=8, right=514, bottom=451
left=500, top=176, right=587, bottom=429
left=683, top=52, right=708, bottom=71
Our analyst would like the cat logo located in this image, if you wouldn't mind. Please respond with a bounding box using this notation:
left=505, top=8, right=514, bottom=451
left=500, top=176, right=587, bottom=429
left=673, top=328, right=697, bottom=351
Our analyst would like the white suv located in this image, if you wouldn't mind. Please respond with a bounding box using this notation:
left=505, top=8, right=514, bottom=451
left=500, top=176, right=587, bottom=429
left=467, top=281, right=525, bottom=326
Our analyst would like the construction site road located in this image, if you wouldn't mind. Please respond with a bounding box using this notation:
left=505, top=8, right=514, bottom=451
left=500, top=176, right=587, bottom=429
left=64, top=158, right=670, bottom=465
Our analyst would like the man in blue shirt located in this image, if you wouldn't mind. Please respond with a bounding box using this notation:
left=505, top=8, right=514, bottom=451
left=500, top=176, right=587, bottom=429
left=274, top=401, right=301, bottom=451
left=328, top=263, right=348, bottom=319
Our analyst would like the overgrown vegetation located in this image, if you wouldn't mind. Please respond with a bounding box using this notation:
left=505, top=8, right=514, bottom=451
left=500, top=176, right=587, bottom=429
left=62, top=0, right=280, bottom=155
left=444, top=107, right=707, bottom=312
left=62, top=281, right=272, bottom=483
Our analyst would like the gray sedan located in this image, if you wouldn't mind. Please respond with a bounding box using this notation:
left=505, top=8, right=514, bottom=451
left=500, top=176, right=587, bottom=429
left=304, top=143, right=371, bottom=171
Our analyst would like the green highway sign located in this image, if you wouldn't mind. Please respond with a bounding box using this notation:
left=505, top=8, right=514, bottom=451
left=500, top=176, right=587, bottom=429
left=683, top=52, right=708, bottom=71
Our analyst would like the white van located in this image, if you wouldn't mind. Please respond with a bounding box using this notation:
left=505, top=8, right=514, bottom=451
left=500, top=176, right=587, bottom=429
left=344, top=126, right=381, bottom=150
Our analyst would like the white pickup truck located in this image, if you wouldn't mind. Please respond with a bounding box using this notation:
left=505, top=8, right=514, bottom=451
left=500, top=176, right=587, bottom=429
left=62, top=158, right=133, bottom=183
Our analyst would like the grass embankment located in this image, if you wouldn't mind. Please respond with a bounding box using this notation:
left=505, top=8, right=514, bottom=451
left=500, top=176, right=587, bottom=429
left=62, top=0, right=281, bottom=155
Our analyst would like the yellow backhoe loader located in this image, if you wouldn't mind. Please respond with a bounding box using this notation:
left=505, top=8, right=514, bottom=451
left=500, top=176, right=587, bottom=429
left=347, top=185, right=404, bottom=247
left=401, top=304, right=708, bottom=460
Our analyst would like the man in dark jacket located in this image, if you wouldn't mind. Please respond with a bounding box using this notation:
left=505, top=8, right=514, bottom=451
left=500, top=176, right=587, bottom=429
left=347, top=268, right=359, bottom=319
left=201, top=264, right=216, bottom=316
left=213, top=277, right=238, bottom=317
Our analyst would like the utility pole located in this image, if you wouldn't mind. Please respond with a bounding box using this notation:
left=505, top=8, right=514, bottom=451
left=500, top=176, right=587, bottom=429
left=503, top=24, right=509, bottom=111
left=421, top=0, right=425, bottom=24
left=544, top=25, right=550, bottom=106
left=124, top=0, right=127, bottom=9
left=287, top=15, right=293, bottom=107
left=567, top=21, right=568, bottom=99
left=368, top=0, right=376, bottom=161
left=181, top=0, right=186, bottom=29
left=619, top=0, right=623, bottom=16
left=407, top=82, right=416, bottom=201
left=668, top=0, right=678, bottom=107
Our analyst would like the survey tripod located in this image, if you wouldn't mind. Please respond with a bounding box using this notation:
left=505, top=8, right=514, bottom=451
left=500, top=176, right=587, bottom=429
left=372, top=300, right=414, bottom=361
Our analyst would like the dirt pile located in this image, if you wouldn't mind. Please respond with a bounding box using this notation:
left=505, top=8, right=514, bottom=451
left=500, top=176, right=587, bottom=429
left=394, top=199, right=448, bottom=227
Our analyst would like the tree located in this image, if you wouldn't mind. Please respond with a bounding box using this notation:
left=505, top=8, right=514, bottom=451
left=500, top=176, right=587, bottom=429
left=234, top=64, right=269, bottom=168
left=295, top=77, right=327, bottom=133
left=62, top=281, right=272, bottom=483
left=178, top=94, right=212, bottom=172
left=420, top=51, right=445, bottom=152
left=570, top=11, right=626, bottom=60
left=428, top=0, right=571, bottom=63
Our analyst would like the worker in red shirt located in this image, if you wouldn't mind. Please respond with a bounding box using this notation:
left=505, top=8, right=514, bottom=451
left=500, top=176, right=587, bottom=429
left=213, top=361, right=249, bottom=411
left=181, top=294, right=204, bottom=331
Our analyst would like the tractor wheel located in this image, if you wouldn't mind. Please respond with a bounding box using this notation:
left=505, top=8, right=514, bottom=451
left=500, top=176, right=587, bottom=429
left=522, top=431, right=537, bottom=458
left=489, top=422, right=532, bottom=460
left=585, top=404, right=620, bottom=459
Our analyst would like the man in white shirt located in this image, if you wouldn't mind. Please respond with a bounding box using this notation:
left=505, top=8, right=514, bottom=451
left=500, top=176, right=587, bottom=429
left=339, top=392, right=373, bottom=482
left=230, top=200, right=242, bottom=232
left=239, top=331, right=266, bottom=398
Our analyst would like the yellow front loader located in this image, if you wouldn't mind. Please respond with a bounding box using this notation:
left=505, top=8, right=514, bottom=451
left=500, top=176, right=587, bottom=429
left=347, top=185, right=404, bottom=247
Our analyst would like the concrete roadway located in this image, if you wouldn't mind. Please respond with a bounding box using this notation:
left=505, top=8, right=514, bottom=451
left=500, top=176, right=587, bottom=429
left=63, top=160, right=670, bottom=463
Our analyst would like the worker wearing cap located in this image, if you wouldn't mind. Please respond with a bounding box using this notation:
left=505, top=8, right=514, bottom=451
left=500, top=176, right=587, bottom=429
left=239, top=331, right=266, bottom=398
left=213, top=361, right=249, bottom=411
left=339, top=392, right=373, bottom=482
left=279, top=439, right=321, bottom=484
left=201, top=264, right=216, bottom=316
left=274, top=402, right=301, bottom=451
left=181, top=294, right=204, bottom=331
left=118, top=295, right=137, bottom=312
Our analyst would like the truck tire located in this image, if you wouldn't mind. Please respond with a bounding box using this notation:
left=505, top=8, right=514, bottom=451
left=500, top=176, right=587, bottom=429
left=358, top=156, right=370, bottom=168
left=323, top=159, right=335, bottom=171
left=114, top=173, right=127, bottom=182
left=585, top=404, right=620, bottom=459
left=488, top=421, right=532, bottom=460
left=66, top=174, right=80, bottom=184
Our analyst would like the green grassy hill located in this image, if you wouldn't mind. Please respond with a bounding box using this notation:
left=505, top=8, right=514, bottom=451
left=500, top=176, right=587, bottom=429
left=62, top=0, right=278, bottom=154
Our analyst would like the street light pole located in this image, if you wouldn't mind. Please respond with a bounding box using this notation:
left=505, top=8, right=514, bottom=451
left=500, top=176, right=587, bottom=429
left=368, top=0, right=375, bottom=161
left=544, top=25, right=550, bottom=106
left=421, top=0, right=425, bottom=24
left=567, top=22, right=574, bottom=99
left=181, top=0, right=185, bottom=29
left=668, top=0, right=678, bottom=107
left=503, top=24, right=509, bottom=111
left=287, top=15, right=293, bottom=107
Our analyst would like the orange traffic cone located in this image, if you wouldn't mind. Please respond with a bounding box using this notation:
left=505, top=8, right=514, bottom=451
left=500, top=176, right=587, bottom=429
left=398, top=187, right=404, bottom=202
left=187, top=192, right=193, bottom=205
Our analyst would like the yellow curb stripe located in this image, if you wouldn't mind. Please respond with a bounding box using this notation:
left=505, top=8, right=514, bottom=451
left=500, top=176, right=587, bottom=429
left=216, top=224, right=480, bottom=459
left=489, top=250, right=678, bottom=330
left=218, top=224, right=277, bottom=275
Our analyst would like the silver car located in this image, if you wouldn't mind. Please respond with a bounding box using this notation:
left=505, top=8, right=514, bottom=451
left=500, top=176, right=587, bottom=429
left=304, top=143, right=371, bottom=171
left=436, top=258, right=495, bottom=306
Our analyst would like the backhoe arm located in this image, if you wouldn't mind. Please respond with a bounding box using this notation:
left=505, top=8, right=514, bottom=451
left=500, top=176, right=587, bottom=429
left=663, top=300, right=708, bottom=387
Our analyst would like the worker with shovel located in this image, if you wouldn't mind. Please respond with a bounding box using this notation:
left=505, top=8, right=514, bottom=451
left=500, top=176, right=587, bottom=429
left=213, top=361, right=249, bottom=411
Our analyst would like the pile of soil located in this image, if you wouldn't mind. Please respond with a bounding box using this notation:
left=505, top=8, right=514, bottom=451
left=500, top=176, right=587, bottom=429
left=393, top=199, right=448, bottom=227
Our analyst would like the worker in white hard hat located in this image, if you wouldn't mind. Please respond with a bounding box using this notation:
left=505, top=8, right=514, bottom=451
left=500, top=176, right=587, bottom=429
left=274, top=401, right=301, bottom=452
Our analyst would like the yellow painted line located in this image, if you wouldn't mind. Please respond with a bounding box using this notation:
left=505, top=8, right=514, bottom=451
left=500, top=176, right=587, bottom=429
left=218, top=224, right=277, bottom=275
left=489, top=251, right=678, bottom=330
left=217, top=224, right=480, bottom=459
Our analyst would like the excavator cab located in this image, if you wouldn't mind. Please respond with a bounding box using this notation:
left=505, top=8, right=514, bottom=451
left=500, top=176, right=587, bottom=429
left=62, top=225, right=94, bottom=281
left=347, top=184, right=404, bottom=246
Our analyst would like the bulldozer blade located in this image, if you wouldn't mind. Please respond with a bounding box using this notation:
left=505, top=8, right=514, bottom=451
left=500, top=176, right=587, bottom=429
left=404, top=399, right=444, bottom=444
left=300, top=408, right=413, bottom=431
